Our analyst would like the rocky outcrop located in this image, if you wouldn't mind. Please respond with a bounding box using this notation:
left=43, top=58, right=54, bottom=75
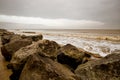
left=75, top=52, right=120, bottom=80
left=0, top=29, right=44, bottom=61
left=10, top=39, right=60, bottom=70
left=19, top=53, right=77, bottom=80
left=21, top=34, right=43, bottom=42
left=1, top=29, right=120, bottom=80
left=57, top=44, right=90, bottom=69
left=8, top=40, right=61, bottom=80
left=1, top=39, right=32, bottom=61
left=0, top=29, right=14, bottom=36
left=38, top=39, right=61, bottom=58
left=0, top=29, right=43, bottom=45
left=0, top=30, right=15, bottom=45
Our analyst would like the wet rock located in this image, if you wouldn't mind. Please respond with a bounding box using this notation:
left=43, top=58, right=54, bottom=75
left=0, top=29, right=24, bottom=45
left=1, top=34, right=12, bottom=45
left=0, top=29, right=14, bottom=36
left=57, top=44, right=86, bottom=69
left=19, top=53, right=77, bottom=80
left=1, top=39, right=32, bottom=61
left=10, top=35, right=22, bottom=42
left=21, top=34, right=43, bottom=41
left=75, top=52, right=120, bottom=80
left=0, top=29, right=7, bottom=33
left=1, top=34, right=23, bottom=45
left=0, top=30, right=15, bottom=45
left=10, top=39, right=60, bottom=69
left=38, top=39, right=61, bottom=58
left=9, top=41, right=41, bottom=71
left=111, top=49, right=120, bottom=54
left=9, top=39, right=60, bottom=79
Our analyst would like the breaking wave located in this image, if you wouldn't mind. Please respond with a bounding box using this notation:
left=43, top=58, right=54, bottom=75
left=9, top=29, right=120, bottom=57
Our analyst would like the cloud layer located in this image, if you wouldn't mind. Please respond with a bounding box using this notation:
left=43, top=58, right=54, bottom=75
left=0, top=15, right=104, bottom=29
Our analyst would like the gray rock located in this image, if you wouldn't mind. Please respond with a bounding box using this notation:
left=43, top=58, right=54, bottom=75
left=75, top=52, right=120, bottom=80
left=1, top=39, right=32, bottom=61
left=21, top=34, right=43, bottom=42
left=0, top=29, right=14, bottom=36
left=10, top=40, right=60, bottom=72
left=57, top=44, right=86, bottom=69
left=19, top=53, right=77, bottom=80
left=0, top=30, right=15, bottom=45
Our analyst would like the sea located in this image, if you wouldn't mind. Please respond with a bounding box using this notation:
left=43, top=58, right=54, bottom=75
left=8, top=29, right=120, bottom=57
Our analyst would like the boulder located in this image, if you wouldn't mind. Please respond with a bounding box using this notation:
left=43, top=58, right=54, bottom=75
left=10, top=39, right=60, bottom=69
left=1, top=34, right=12, bottom=45
left=9, top=40, right=61, bottom=79
left=21, top=34, right=43, bottom=41
left=57, top=44, right=87, bottom=69
left=75, top=52, right=120, bottom=80
left=0, top=29, right=43, bottom=45
left=0, top=30, right=16, bottom=45
left=1, top=39, right=32, bottom=61
left=0, top=29, right=14, bottom=36
left=38, top=39, right=61, bottom=57
left=1, top=34, right=23, bottom=45
left=19, top=53, right=77, bottom=80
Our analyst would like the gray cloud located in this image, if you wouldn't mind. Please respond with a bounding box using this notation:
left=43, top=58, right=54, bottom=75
left=0, top=0, right=120, bottom=29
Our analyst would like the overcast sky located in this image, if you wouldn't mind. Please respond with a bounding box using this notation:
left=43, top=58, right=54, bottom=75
left=0, top=0, right=120, bottom=29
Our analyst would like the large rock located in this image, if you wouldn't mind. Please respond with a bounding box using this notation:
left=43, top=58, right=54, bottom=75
left=0, top=30, right=16, bottom=45
left=10, top=39, right=60, bottom=69
left=19, top=53, right=77, bottom=80
left=75, top=52, right=120, bottom=80
left=21, top=34, right=43, bottom=42
left=57, top=44, right=88, bottom=69
left=0, top=29, right=14, bottom=36
left=0, top=29, right=7, bottom=34
left=38, top=39, right=61, bottom=57
left=9, top=40, right=61, bottom=79
left=0, top=29, right=43, bottom=45
left=1, top=39, right=32, bottom=61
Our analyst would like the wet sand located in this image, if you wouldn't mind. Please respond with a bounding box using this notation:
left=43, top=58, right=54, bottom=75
left=0, top=37, right=12, bottom=80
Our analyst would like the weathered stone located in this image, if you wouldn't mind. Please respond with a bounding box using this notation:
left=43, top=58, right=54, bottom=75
left=1, top=31, right=16, bottom=45
left=19, top=53, right=77, bottom=80
left=0, top=29, right=14, bottom=36
left=2, top=34, right=22, bottom=45
left=38, top=39, right=61, bottom=58
left=75, top=52, right=120, bottom=80
left=10, top=35, right=22, bottom=42
left=57, top=44, right=86, bottom=69
left=1, top=39, right=32, bottom=61
left=8, top=40, right=61, bottom=80
left=21, top=34, right=43, bottom=41
left=0, top=29, right=7, bottom=34
left=1, top=35, right=12, bottom=45
left=10, top=39, right=60, bottom=71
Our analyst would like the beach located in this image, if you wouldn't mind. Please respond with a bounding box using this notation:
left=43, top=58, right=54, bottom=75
left=0, top=29, right=120, bottom=80
left=9, top=29, right=120, bottom=57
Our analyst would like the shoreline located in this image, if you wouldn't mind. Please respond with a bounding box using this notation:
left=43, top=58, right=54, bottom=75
left=7, top=29, right=120, bottom=41
left=7, top=29, right=120, bottom=57
left=0, top=29, right=120, bottom=80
